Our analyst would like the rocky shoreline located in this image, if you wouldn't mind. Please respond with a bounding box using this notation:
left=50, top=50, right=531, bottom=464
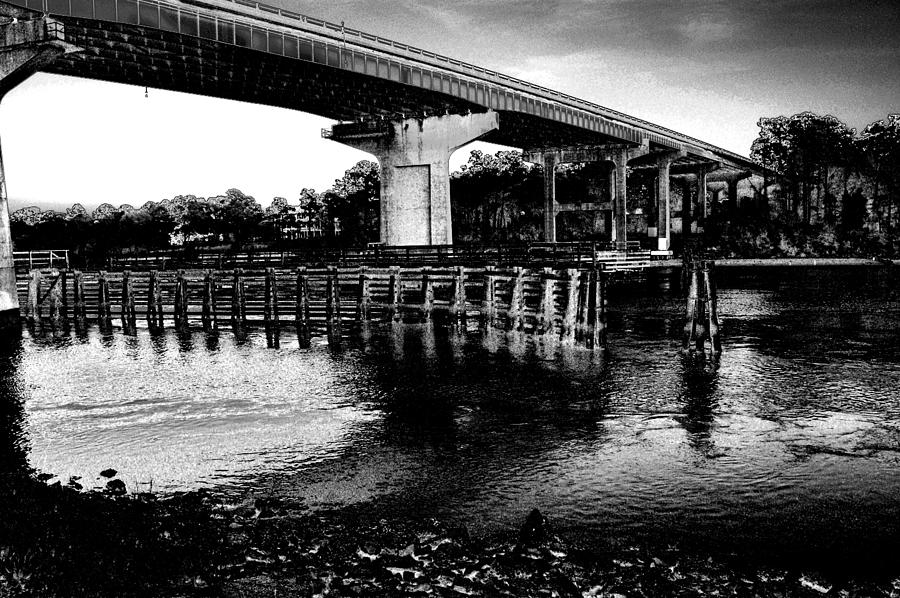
left=3, top=472, right=900, bottom=597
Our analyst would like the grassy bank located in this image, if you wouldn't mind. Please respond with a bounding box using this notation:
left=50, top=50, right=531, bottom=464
left=2, top=472, right=899, bottom=597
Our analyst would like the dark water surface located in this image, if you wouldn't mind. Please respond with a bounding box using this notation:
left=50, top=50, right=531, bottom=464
left=3, top=266, right=900, bottom=575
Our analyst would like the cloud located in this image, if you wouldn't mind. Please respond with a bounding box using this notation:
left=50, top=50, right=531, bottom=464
left=677, top=15, right=734, bottom=43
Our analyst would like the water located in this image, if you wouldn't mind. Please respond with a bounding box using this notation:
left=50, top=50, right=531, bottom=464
left=3, top=266, right=900, bottom=575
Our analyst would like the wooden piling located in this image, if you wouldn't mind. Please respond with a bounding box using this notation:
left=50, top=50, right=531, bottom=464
left=147, top=270, right=163, bottom=329
left=202, top=270, right=216, bottom=330
left=575, top=270, right=590, bottom=343
left=357, top=266, right=371, bottom=322
left=97, top=271, right=112, bottom=323
left=448, top=265, right=466, bottom=327
left=231, top=269, right=246, bottom=324
left=561, top=268, right=579, bottom=344
left=537, top=267, right=556, bottom=336
left=296, top=267, right=311, bottom=347
left=121, top=270, right=137, bottom=329
left=421, top=267, right=434, bottom=320
left=72, top=270, right=86, bottom=322
left=174, top=270, right=189, bottom=330
left=264, top=267, right=279, bottom=326
left=481, top=265, right=496, bottom=328
left=388, top=266, right=402, bottom=322
left=507, top=266, right=525, bottom=331
left=683, top=261, right=704, bottom=352
left=26, top=269, right=41, bottom=322
left=48, top=269, right=63, bottom=328
left=594, top=267, right=608, bottom=349
left=703, top=261, right=721, bottom=354
left=325, top=266, right=342, bottom=342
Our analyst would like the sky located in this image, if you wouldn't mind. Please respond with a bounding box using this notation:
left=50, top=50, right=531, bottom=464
left=1, top=0, right=897, bottom=212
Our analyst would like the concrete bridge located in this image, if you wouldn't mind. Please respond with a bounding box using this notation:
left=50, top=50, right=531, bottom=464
left=0, top=0, right=759, bottom=325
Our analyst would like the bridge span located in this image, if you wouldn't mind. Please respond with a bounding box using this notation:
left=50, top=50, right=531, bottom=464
left=0, top=0, right=760, bottom=325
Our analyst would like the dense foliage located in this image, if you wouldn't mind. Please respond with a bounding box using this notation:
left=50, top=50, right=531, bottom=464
left=10, top=112, right=900, bottom=259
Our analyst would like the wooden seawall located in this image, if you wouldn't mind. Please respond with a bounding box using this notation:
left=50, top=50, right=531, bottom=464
left=19, top=265, right=608, bottom=349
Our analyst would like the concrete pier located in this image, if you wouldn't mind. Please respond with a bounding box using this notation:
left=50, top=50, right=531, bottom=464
left=328, top=111, right=499, bottom=246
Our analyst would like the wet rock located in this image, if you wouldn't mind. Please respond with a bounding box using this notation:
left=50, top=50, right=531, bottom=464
left=100, top=468, right=117, bottom=478
left=517, top=508, right=547, bottom=549
left=105, top=479, right=127, bottom=495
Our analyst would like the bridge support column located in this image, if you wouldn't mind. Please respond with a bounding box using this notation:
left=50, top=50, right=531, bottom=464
left=610, top=155, right=629, bottom=250
left=328, top=111, right=498, bottom=246
left=697, top=168, right=709, bottom=230
left=656, top=159, right=673, bottom=251
left=0, top=9, right=76, bottom=328
left=541, top=154, right=558, bottom=243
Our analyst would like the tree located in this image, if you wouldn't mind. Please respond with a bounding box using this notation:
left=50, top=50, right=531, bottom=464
left=451, top=150, right=542, bottom=242
left=857, top=114, right=900, bottom=249
left=323, top=161, right=379, bottom=244
left=750, top=112, right=855, bottom=224
left=220, top=188, right=263, bottom=246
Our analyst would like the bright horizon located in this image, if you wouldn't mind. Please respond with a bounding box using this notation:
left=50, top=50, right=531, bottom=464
left=1, top=0, right=897, bottom=213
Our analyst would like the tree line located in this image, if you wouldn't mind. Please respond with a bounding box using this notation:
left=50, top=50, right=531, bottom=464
left=10, top=111, right=900, bottom=260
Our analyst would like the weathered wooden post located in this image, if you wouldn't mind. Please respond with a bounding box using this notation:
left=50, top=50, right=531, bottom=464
left=703, top=261, right=722, bottom=354
left=388, top=265, right=402, bottom=322
left=296, top=267, right=311, bottom=347
left=231, top=269, right=246, bottom=325
left=682, top=261, right=703, bottom=352
left=325, top=266, right=342, bottom=344
left=25, top=269, right=41, bottom=323
left=448, top=265, right=466, bottom=328
left=357, top=266, right=371, bottom=322
left=421, top=267, right=434, bottom=320
left=481, top=265, right=496, bottom=329
left=264, top=267, right=279, bottom=327
left=121, top=270, right=137, bottom=330
left=507, top=266, right=525, bottom=331
left=594, top=266, right=608, bottom=350
left=537, top=267, right=556, bottom=337
left=147, top=270, right=164, bottom=329
left=584, top=267, right=605, bottom=350
left=174, top=270, right=189, bottom=331
left=98, top=271, right=112, bottom=324
left=48, top=269, right=64, bottom=329
left=202, top=270, right=217, bottom=330
left=72, top=270, right=86, bottom=322
left=575, top=270, right=591, bottom=345
left=561, top=268, right=579, bottom=344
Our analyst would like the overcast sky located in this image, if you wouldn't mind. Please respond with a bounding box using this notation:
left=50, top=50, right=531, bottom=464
left=1, top=0, right=897, bottom=211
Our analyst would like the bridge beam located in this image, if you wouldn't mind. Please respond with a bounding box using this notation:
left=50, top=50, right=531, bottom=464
left=329, top=111, right=498, bottom=246
left=0, top=9, right=76, bottom=328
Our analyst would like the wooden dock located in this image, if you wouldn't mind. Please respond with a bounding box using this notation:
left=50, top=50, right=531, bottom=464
left=19, top=264, right=608, bottom=350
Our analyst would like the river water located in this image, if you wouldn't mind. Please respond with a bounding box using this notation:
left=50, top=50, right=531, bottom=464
left=2, top=266, right=900, bottom=576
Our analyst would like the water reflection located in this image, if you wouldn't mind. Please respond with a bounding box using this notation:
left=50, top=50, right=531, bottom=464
left=4, top=266, right=900, bottom=574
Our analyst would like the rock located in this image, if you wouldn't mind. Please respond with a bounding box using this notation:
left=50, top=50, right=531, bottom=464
left=517, top=508, right=547, bottom=548
left=100, top=468, right=118, bottom=478
left=106, top=479, right=127, bottom=495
